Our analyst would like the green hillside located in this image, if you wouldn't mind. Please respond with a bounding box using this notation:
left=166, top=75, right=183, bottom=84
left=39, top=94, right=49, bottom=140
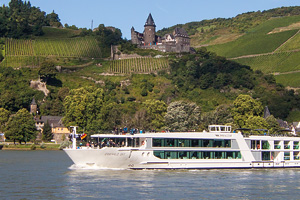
left=185, top=12, right=300, bottom=88
left=157, top=7, right=300, bottom=88
left=206, top=16, right=300, bottom=58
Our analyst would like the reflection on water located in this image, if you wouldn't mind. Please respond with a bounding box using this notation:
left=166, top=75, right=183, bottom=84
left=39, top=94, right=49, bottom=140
left=1, top=151, right=300, bottom=199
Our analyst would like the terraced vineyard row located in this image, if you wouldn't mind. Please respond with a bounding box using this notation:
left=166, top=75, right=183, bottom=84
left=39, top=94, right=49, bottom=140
left=33, top=37, right=101, bottom=58
left=109, top=57, right=169, bottom=74
left=5, top=39, right=34, bottom=56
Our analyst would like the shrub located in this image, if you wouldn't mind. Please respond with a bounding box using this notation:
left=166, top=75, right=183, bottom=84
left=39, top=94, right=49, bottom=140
left=127, top=96, right=136, bottom=101
left=40, top=142, right=46, bottom=149
left=31, top=144, right=36, bottom=150
left=59, top=141, right=70, bottom=150
left=141, top=88, right=148, bottom=96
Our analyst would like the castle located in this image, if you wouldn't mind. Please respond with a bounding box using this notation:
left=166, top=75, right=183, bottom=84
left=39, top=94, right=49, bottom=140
left=131, top=13, right=190, bottom=53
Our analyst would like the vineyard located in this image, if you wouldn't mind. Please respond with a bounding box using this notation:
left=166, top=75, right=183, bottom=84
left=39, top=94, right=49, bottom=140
left=235, top=51, right=300, bottom=74
left=275, top=72, right=300, bottom=88
left=109, top=57, right=169, bottom=74
left=1, top=37, right=101, bottom=68
left=206, top=16, right=300, bottom=58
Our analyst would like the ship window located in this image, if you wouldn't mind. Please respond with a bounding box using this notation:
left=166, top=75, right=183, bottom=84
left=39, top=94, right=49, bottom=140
left=284, top=152, right=290, bottom=160
left=284, top=141, right=290, bottom=149
left=274, top=141, right=281, bottom=149
left=170, top=151, right=178, bottom=159
left=215, top=151, right=223, bottom=159
left=177, top=139, right=190, bottom=147
left=178, top=151, right=188, bottom=159
left=294, top=141, right=299, bottom=149
left=203, top=151, right=211, bottom=159
left=191, top=139, right=200, bottom=147
left=203, top=139, right=210, bottom=147
left=224, top=140, right=231, bottom=148
left=190, top=151, right=198, bottom=159
left=154, top=151, right=164, bottom=159
left=165, top=151, right=171, bottom=159
left=251, top=140, right=260, bottom=150
left=165, top=139, right=175, bottom=147
left=153, top=138, right=163, bottom=147
left=262, top=151, right=271, bottom=160
left=213, top=140, right=223, bottom=147
left=262, top=141, right=270, bottom=149
left=294, top=152, right=299, bottom=160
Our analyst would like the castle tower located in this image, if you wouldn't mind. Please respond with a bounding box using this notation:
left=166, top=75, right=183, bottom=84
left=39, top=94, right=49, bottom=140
left=144, top=13, right=156, bottom=45
left=131, top=27, right=138, bottom=44
left=30, top=97, right=37, bottom=114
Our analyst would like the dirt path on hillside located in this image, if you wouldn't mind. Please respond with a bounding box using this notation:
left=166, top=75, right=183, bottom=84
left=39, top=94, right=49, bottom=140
left=273, top=29, right=300, bottom=53
left=229, top=48, right=300, bottom=60
left=273, top=70, right=300, bottom=75
left=63, top=61, right=94, bottom=68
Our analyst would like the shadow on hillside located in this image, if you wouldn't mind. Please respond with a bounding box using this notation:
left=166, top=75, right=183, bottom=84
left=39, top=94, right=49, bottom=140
left=47, top=77, right=62, bottom=87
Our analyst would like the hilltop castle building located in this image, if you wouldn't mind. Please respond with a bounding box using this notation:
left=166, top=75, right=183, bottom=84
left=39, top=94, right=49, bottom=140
left=131, top=14, right=190, bottom=53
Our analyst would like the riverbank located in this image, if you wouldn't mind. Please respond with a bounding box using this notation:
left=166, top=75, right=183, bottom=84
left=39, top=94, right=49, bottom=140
left=0, top=143, right=61, bottom=150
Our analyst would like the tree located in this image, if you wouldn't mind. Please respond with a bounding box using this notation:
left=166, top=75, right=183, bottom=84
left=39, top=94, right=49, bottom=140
left=0, top=108, right=10, bottom=132
left=199, top=104, right=234, bottom=131
left=42, top=121, right=53, bottom=142
left=38, top=61, right=57, bottom=82
left=244, top=116, right=269, bottom=131
left=143, top=99, right=167, bottom=130
left=5, top=108, right=37, bottom=144
left=63, top=86, right=105, bottom=131
left=165, top=101, right=201, bottom=131
left=231, top=94, right=263, bottom=128
left=266, top=115, right=280, bottom=134
left=1, top=0, right=48, bottom=38
left=46, top=10, right=62, bottom=28
left=100, top=102, right=123, bottom=130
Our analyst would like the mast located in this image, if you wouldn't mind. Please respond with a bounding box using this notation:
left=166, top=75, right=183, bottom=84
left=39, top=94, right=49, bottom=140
left=70, top=126, right=78, bottom=149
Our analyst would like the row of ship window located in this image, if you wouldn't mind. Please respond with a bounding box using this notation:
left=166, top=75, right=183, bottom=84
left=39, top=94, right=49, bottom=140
left=152, top=138, right=231, bottom=148
left=153, top=151, right=241, bottom=159
left=251, top=140, right=300, bottom=150
left=262, top=151, right=300, bottom=160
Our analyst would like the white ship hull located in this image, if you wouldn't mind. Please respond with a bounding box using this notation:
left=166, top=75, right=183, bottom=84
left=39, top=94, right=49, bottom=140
left=64, top=147, right=300, bottom=169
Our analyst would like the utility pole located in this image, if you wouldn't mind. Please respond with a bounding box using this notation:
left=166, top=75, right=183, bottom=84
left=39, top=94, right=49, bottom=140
left=91, top=20, right=93, bottom=30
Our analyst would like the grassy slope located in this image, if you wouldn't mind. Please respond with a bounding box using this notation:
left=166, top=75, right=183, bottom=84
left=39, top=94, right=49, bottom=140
left=276, top=30, right=300, bottom=52
left=200, top=15, right=300, bottom=88
left=36, top=27, right=82, bottom=39
left=275, top=72, right=300, bottom=88
left=206, top=16, right=300, bottom=58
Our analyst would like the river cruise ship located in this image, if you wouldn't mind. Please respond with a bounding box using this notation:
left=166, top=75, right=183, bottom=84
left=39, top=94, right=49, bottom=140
left=64, top=125, right=300, bottom=169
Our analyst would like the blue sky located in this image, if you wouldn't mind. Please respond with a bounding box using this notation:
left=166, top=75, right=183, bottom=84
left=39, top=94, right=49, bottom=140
left=1, top=0, right=299, bottom=39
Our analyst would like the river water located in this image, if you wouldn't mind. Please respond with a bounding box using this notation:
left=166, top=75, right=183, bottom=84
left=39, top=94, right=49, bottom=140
left=0, top=150, right=300, bottom=200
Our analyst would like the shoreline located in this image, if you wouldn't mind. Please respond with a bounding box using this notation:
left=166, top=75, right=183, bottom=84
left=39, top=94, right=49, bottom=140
left=0, top=143, right=61, bottom=151
left=1, top=148, right=60, bottom=151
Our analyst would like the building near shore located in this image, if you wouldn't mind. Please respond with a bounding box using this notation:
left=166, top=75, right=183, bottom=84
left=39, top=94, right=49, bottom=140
left=35, top=116, right=70, bottom=143
left=30, top=99, right=70, bottom=143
